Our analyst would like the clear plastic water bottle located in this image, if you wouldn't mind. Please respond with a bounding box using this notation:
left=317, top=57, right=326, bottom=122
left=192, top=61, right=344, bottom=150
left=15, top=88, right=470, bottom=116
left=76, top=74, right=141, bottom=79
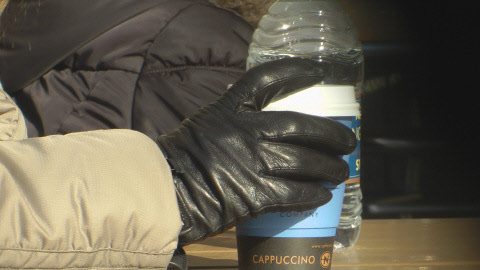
left=247, top=0, right=363, bottom=249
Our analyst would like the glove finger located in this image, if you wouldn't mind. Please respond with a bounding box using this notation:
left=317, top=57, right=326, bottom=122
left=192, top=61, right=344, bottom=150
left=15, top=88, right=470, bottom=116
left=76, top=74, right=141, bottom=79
left=251, top=176, right=333, bottom=216
left=259, top=142, right=350, bottom=185
left=223, top=58, right=328, bottom=112
left=251, top=111, right=357, bottom=155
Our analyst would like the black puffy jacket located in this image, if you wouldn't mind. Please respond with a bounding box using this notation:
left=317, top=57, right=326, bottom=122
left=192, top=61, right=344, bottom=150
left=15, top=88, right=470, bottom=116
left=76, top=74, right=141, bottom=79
left=0, top=0, right=252, bottom=138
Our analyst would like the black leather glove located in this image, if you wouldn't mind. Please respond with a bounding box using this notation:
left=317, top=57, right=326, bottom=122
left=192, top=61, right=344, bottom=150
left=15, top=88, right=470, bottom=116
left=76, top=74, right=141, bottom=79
left=157, top=58, right=357, bottom=246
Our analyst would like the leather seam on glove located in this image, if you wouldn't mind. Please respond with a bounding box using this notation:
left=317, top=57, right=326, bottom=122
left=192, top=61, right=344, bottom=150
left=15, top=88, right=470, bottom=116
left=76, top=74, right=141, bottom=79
left=261, top=133, right=356, bottom=150
left=173, top=176, right=194, bottom=236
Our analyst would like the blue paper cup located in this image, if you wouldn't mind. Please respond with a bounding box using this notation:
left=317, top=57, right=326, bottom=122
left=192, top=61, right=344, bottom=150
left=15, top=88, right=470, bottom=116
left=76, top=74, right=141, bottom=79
left=236, top=85, right=360, bottom=270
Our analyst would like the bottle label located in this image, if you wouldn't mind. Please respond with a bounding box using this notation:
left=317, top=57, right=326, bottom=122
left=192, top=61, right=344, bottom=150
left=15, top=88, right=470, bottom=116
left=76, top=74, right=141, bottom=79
left=347, top=115, right=360, bottom=184
left=332, top=116, right=360, bottom=184
left=237, top=235, right=334, bottom=270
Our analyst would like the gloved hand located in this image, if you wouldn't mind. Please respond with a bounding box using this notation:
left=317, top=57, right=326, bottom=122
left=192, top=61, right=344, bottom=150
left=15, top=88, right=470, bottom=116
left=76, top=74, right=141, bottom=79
left=157, top=58, right=357, bottom=246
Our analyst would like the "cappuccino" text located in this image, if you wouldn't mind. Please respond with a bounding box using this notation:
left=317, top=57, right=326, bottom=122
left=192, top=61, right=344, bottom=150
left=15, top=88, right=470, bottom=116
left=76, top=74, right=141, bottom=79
left=252, top=255, right=316, bottom=265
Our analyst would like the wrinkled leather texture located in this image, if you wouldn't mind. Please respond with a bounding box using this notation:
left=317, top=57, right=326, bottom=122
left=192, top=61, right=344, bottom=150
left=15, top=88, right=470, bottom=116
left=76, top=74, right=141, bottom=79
left=157, top=58, right=357, bottom=245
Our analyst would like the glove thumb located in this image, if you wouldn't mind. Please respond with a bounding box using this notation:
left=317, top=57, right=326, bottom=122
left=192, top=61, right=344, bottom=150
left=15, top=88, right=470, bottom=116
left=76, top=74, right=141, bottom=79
left=223, top=58, right=328, bottom=113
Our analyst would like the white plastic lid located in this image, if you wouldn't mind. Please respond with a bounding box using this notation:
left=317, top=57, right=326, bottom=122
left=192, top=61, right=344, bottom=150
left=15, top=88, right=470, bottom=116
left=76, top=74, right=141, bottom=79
left=263, top=84, right=360, bottom=117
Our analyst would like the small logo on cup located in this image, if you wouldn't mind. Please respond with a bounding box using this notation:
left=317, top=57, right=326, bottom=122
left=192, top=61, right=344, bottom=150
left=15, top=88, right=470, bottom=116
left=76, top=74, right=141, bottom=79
left=320, top=251, right=331, bottom=268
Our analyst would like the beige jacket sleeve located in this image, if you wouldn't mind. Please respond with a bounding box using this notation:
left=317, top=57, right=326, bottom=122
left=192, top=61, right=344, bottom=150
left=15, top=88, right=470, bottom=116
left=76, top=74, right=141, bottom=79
left=0, top=84, right=27, bottom=140
left=0, top=84, right=182, bottom=269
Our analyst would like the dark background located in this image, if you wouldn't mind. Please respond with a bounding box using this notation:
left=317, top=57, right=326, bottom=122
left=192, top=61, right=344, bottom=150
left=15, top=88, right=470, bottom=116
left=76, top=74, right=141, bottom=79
left=338, top=0, right=478, bottom=218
